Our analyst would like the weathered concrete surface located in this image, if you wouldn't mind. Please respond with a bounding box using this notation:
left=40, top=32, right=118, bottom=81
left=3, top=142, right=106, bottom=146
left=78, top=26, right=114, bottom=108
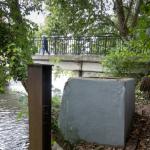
left=32, top=54, right=103, bottom=63
left=59, top=78, right=135, bottom=147
left=32, top=54, right=104, bottom=73
left=32, top=54, right=149, bottom=76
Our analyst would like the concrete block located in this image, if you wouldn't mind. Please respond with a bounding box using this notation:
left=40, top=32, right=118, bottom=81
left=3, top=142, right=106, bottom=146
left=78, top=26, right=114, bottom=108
left=59, top=77, right=135, bottom=146
left=82, top=62, right=104, bottom=72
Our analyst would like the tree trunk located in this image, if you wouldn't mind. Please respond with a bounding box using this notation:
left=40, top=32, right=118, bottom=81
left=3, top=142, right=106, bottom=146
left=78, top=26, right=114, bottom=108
left=131, top=0, right=142, bottom=28
left=116, top=0, right=129, bottom=39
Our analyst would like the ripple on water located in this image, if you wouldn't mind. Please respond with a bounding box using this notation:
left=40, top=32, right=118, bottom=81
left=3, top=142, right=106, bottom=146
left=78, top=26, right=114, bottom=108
left=0, top=90, right=29, bottom=150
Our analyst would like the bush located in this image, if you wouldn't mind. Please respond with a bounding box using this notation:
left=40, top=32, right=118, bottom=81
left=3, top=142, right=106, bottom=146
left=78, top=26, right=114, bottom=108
left=51, top=96, right=74, bottom=149
left=52, top=96, right=61, bottom=131
left=102, top=47, right=150, bottom=77
left=0, top=66, right=10, bottom=93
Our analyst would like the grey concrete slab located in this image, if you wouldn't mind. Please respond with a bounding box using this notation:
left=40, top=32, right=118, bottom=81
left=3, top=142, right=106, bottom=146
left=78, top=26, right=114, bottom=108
left=59, top=78, right=135, bottom=146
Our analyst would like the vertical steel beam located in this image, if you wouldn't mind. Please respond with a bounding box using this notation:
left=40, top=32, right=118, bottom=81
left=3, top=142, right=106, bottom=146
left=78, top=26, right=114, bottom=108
left=78, top=61, right=83, bottom=77
left=28, top=64, right=52, bottom=150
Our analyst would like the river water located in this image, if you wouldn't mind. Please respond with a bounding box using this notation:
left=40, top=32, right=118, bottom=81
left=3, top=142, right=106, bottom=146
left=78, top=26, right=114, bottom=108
left=0, top=75, right=69, bottom=150
left=0, top=88, right=29, bottom=150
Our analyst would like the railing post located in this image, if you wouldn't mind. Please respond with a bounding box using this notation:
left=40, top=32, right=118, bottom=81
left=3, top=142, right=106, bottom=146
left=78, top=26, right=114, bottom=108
left=104, top=36, right=107, bottom=54
left=54, top=37, right=57, bottom=54
left=28, top=64, right=52, bottom=150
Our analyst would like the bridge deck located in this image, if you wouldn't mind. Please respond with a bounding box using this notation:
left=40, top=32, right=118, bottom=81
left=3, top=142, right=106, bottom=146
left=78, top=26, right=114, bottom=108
left=32, top=54, right=103, bottom=63
left=32, top=54, right=105, bottom=77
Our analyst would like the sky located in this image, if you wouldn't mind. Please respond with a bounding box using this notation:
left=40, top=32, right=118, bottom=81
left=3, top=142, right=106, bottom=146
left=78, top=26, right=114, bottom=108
left=26, top=2, right=48, bottom=26
left=26, top=11, right=46, bottom=26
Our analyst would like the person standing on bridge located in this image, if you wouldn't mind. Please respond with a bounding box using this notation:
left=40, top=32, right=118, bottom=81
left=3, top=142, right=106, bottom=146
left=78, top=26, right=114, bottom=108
left=41, top=35, right=50, bottom=55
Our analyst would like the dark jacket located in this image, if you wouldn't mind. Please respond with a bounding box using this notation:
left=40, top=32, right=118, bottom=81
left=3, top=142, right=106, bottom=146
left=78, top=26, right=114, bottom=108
left=42, top=37, right=48, bottom=51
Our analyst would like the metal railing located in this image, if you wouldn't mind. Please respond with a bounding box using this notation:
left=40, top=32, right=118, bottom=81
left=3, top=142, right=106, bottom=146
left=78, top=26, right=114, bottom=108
left=34, top=35, right=123, bottom=55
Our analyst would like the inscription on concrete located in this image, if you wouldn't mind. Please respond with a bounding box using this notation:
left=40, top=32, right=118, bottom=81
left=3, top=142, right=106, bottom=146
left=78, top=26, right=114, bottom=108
left=59, top=78, right=135, bottom=146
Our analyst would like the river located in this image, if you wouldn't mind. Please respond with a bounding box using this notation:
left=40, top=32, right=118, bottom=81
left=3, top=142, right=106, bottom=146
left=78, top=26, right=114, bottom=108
left=0, top=88, right=29, bottom=150
left=0, top=75, right=69, bottom=150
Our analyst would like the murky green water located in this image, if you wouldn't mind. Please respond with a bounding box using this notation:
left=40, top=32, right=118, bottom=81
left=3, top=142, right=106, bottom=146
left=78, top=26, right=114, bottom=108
left=0, top=89, right=29, bottom=150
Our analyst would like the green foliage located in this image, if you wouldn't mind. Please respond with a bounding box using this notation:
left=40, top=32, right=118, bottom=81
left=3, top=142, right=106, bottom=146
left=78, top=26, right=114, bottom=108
left=0, top=66, right=9, bottom=93
left=42, top=0, right=117, bottom=36
left=128, top=2, right=150, bottom=51
left=52, top=96, right=61, bottom=131
left=42, top=1, right=150, bottom=38
left=102, top=2, right=150, bottom=77
left=0, top=0, right=42, bottom=92
left=51, top=95, right=74, bottom=149
left=102, top=47, right=150, bottom=77
left=17, top=93, right=28, bottom=120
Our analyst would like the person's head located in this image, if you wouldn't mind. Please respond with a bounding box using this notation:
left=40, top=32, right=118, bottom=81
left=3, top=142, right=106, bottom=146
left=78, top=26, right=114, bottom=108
left=42, top=34, right=47, bottom=39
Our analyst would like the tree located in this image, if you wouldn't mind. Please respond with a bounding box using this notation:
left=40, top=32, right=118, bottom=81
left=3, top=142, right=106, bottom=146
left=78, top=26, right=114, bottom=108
left=41, top=0, right=150, bottom=78
left=0, top=0, right=42, bottom=92
left=43, top=0, right=149, bottom=38
left=102, top=2, right=150, bottom=77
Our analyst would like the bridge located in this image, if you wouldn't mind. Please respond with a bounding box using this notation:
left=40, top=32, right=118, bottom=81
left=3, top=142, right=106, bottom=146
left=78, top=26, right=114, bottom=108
left=32, top=35, right=122, bottom=77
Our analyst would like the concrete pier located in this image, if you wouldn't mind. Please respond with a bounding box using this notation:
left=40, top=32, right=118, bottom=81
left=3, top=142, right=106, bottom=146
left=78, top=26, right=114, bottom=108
left=59, top=77, right=135, bottom=146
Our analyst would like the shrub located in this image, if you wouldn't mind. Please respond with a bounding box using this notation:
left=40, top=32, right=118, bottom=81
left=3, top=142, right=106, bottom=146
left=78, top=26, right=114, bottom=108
left=102, top=47, right=150, bottom=77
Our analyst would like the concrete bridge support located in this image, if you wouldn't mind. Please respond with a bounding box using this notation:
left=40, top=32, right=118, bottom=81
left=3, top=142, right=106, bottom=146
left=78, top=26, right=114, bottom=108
left=59, top=77, right=135, bottom=146
left=32, top=55, right=104, bottom=77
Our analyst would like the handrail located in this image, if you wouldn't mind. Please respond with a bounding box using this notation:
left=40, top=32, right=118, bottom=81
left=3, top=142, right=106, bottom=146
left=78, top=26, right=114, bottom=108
left=34, top=35, right=122, bottom=55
